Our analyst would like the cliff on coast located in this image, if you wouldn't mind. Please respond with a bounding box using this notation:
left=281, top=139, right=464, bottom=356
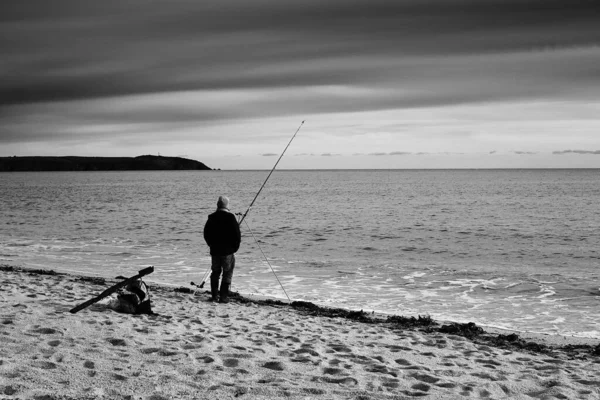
left=0, top=155, right=211, bottom=171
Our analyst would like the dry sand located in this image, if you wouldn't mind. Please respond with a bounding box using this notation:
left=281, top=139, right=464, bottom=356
left=1, top=265, right=599, bottom=400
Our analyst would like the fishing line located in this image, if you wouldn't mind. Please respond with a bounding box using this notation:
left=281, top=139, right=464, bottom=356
left=243, top=219, right=291, bottom=302
left=194, top=120, right=305, bottom=290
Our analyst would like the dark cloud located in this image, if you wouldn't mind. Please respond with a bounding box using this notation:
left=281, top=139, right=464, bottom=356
left=261, top=153, right=278, bottom=156
left=1, top=0, right=600, bottom=146
left=367, top=151, right=412, bottom=156
left=2, top=0, right=600, bottom=105
left=553, top=150, right=600, bottom=155
left=514, top=151, right=538, bottom=155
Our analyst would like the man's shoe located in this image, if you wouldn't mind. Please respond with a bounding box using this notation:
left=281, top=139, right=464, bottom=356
left=210, top=274, right=220, bottom=302
left=219, top=282, right=230, bottom=304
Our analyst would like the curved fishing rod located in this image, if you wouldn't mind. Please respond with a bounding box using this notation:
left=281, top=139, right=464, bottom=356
left=238, top=120, right=304, bottom=226
left=195, top=120, right=305, bottom=289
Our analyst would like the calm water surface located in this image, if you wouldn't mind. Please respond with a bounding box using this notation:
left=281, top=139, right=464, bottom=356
left=1, top=170, right=599, bottom=337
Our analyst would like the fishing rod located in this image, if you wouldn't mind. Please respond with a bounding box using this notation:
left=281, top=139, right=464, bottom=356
left=195, top=120, right=305, bottom=289
left=238, top=120, right=304, bottom=226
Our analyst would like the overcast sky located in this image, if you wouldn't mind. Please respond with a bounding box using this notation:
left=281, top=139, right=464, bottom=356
left=2, top=0, right=600, bottom=169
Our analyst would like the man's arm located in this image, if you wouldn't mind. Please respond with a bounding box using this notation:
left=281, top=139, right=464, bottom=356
left=203, top=218, right=213, bottom=248
left=231, top=214, right=241, bottom=252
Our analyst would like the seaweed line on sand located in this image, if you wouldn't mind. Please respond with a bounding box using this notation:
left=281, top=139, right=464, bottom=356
left=3, top=264, right=599, bottom=361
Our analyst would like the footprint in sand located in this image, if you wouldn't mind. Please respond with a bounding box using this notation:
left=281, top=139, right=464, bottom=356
left=436, top=382, right=459, bottom=389
left=364, top=363, right=390, bottom=374
left=321, top=376, right=359, bottom=387
left=471, top=371, right=501, bottom=382
left=410, top=372, right=440, bottom=384
left=31, top=360, right=57, bottom=370
left=372, top=355, right=386, bottom=363
left=381, top=377, right=401, bottom=389
left=329, top=344, right=352, bottom=353
left=188, top=334, right=207, bottom=343
left=475, top=358, right=502, bottom=369
left=395, top=358, right=413, bottom=367
left=411, top=382, right=431, bottom=392
left=293, top=348, right=319, bottom=357
left=1, top=385, right=19, bottom=396
left=262, top=361, right=286, bottom=371
left=222, top=353, right=254, bottom=359
left=323, top=367, right=345, bottom=375
left=112, top=373, right=127, bottom=381
left=223, top=358, right=239, bottom=368
left=139, top=347, right=161, bottom=354
left=157, top=349, right=180, bottom=357
left=30, top=327, right=62, bottom=335
left=285, top=335, right=302, bottom=343
left=277, top=350, right=294, bottom=357
left=263, top=325, right=282, bottom=332
left=106, top=338, right=127, bottom=346
left=461, top=384, right=475, bottom=396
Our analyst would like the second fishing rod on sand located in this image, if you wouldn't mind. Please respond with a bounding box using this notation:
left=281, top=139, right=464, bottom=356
left=192, top=121, right=305, bottom=299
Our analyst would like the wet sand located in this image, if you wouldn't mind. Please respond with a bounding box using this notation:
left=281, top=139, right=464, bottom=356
left=1, top=265, right=599, bottom=399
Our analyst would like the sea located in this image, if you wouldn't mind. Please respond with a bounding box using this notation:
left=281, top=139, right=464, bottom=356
left=1, top=169, right=599, bottom=338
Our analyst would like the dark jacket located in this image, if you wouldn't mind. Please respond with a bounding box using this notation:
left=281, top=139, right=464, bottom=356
left=203, top=209, right=241, bottom=256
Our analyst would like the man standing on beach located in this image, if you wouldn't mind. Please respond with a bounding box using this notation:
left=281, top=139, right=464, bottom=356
left=203, top=196, right=241, bottom=303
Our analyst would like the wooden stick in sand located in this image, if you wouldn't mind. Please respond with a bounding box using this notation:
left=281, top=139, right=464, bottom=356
left=69, top=266, right=154, bottom=314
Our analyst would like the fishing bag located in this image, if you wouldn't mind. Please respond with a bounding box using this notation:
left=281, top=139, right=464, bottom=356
left=115, top=277, right=153, bottom=314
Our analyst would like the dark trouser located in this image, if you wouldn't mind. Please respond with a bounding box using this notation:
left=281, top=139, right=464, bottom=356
left=210, top=254, right=235, bottom=301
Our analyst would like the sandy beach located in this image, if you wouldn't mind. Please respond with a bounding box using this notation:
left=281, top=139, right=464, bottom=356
left=1, top=265, right=599, bottom=400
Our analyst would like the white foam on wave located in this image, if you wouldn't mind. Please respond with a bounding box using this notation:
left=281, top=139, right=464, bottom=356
left=402, top=272, right=426, bottom=281
left=503, top=281, right=522, bottom=289
left=536, top=284, right=556, bottom=299
left=548, top=317, right=566, bottom=324
left=3, top=231, right=599, bottom=339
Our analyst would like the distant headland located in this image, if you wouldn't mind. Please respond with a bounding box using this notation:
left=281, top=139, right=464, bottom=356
left=0, top=155, right=212, bottom=172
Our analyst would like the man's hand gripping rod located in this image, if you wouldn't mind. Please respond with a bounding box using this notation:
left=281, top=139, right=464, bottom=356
left=194, top=121, right=305, bottom=289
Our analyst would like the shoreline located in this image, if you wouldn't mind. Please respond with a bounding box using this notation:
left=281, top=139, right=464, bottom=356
left=4, top=264, right=600, bottom=350
left=2, top=264, right=599, bottom=399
